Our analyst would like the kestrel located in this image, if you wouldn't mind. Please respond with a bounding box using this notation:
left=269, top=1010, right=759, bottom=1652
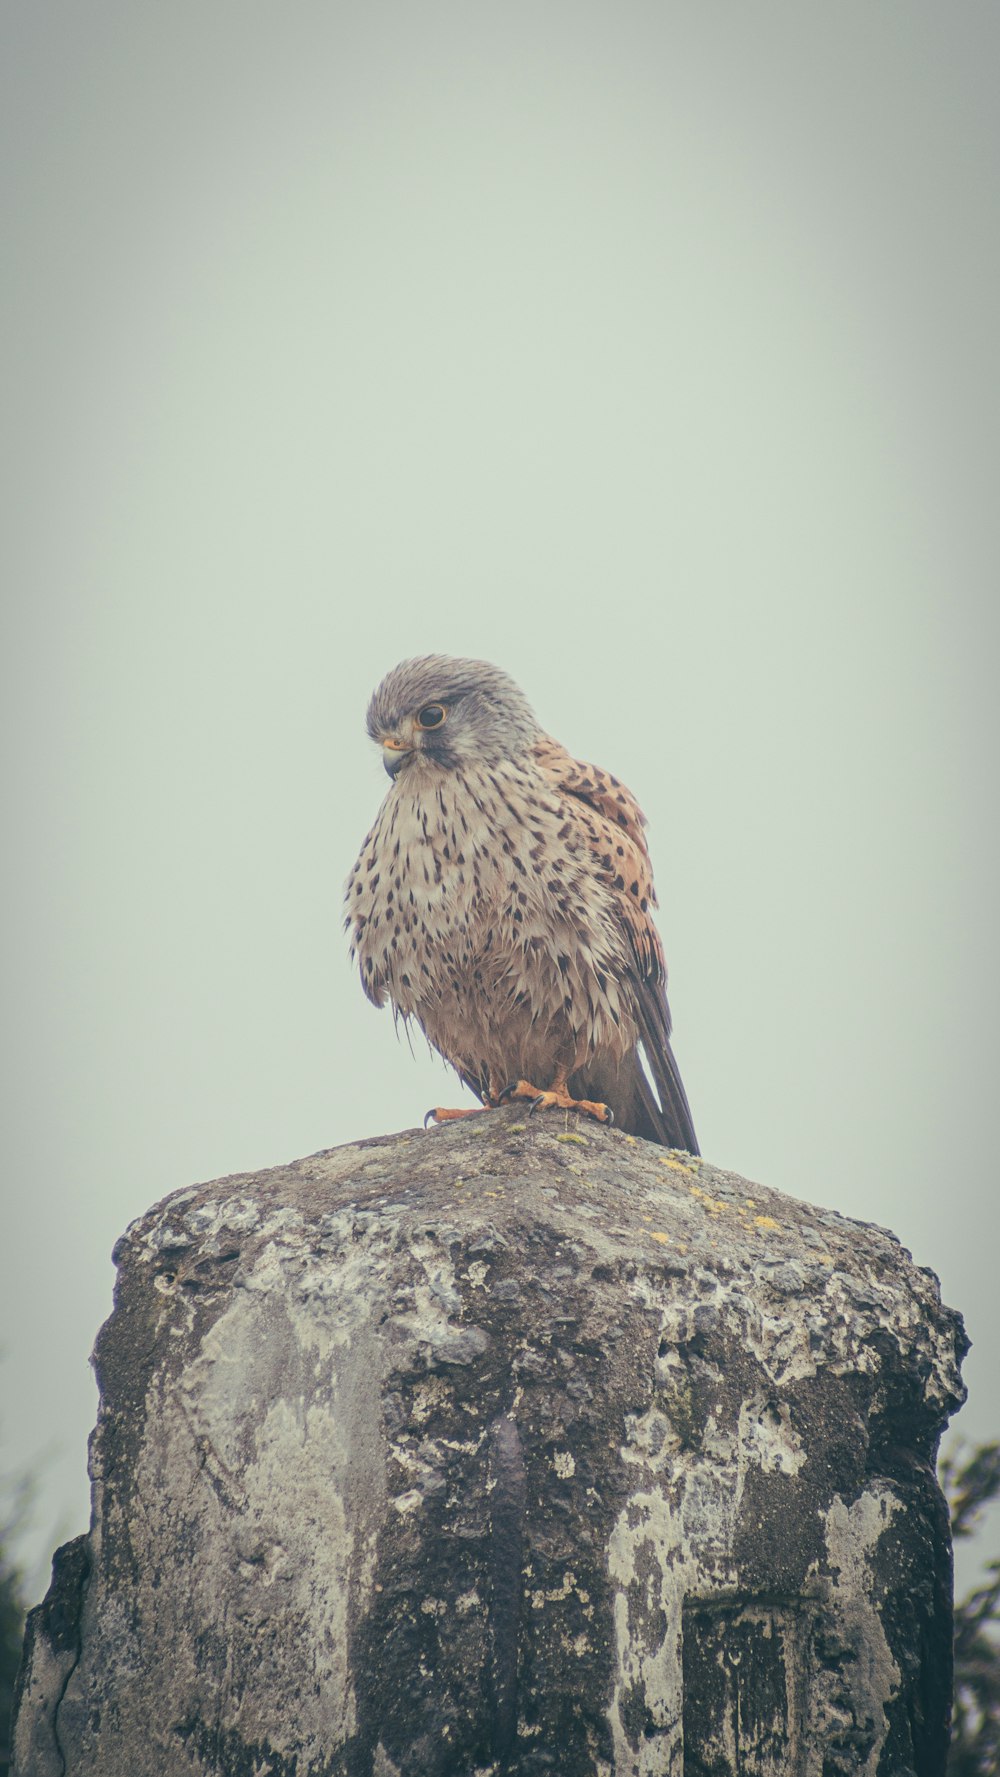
left=345, top=656, right=698, bottom=1152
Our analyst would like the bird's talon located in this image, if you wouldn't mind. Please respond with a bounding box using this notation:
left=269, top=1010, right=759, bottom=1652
left=498, top=1077, right=613, bottom=1127
left=424, top=1105, right=486, bottom=1127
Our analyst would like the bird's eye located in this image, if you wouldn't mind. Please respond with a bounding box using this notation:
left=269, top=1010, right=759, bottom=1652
left=417, top=704, right=447, bottom=730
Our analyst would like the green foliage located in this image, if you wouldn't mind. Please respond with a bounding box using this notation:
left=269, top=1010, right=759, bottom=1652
left=0, top=1513, right=28, bottom=1777
left=0, top=1460, right=39, bottom=1777
left=943, top=1440, right=1000, bottom=1775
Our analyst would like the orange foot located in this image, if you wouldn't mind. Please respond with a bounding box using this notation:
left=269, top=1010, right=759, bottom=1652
left=498, top=1076, right=613, bottom=1127
left=423, top=1105, right=487, bottom=1128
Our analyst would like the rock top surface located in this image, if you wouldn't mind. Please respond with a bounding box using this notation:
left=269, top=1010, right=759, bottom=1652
left=13, top=1113, right=967, bottom=1776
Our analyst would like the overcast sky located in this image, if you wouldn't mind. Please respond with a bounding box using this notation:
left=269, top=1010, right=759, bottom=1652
left=2, top=2, right=998, bottom=1599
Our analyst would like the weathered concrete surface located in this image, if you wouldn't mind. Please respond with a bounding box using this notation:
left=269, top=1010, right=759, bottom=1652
left=13, top=1113, right=966, bottom=1776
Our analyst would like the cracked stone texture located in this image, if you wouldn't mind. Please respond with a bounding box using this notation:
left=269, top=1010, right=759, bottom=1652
left=12, top=1112, right=967, bottom=1776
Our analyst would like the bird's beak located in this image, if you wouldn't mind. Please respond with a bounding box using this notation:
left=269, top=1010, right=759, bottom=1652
left=381, top=736, right=412, bottom=779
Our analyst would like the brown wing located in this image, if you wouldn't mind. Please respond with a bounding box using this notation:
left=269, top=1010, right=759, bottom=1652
left=532, top=735, right=699, bottom=1153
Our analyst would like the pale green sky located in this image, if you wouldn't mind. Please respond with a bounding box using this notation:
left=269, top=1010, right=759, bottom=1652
left=2, top=2, right=998, bottom=1594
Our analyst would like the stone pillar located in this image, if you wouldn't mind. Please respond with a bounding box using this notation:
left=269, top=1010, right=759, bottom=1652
left=13, top=1114, right=966, bottom=1776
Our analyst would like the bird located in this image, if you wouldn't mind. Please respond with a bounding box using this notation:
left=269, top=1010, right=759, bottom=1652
left=344, top=655, right=698, bottom=1152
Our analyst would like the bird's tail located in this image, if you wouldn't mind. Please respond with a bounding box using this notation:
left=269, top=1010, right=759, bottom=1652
left=573, top=1022, right=699, bottom=1154
left=629, top=993, right=699, bottom=1153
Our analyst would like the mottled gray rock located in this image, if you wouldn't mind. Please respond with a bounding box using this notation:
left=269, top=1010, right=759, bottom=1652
left=13, top=1114, right=966, bottom=1776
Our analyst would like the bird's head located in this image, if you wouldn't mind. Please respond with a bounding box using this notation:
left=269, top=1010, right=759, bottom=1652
left=366, top=655, right=541, bottom=778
